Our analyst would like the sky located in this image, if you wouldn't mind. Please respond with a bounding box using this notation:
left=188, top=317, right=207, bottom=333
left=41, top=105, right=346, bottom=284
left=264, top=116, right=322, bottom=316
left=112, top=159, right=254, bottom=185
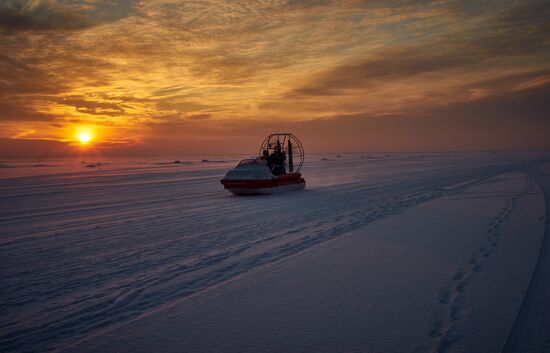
left=0, top=0, right=549, bottom=157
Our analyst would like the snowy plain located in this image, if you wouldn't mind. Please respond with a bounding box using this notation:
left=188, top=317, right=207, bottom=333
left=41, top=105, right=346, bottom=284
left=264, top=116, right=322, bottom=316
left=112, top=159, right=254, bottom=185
left=1, top=152, right=549, bottom=353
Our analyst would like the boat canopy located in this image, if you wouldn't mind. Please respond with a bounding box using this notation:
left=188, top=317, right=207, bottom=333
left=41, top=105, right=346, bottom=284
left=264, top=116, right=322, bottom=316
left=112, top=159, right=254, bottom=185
left=223, top=158, right=274, bottom=180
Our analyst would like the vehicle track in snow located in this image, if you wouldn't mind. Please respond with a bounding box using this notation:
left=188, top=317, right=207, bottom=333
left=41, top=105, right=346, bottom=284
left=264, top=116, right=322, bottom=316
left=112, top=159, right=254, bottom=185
left=501, top=162, right=550, bottom=353
left=0, top=155, right=533, bottom=352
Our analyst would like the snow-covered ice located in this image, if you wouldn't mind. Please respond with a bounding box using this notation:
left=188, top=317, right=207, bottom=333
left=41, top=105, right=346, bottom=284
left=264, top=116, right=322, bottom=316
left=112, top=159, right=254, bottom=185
left=1, top=153, right=549, bottom=353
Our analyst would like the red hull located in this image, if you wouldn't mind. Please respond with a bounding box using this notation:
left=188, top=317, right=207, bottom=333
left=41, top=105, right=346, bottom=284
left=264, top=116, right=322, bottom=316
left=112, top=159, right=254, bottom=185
left=221, top=173, right=305, bottom=195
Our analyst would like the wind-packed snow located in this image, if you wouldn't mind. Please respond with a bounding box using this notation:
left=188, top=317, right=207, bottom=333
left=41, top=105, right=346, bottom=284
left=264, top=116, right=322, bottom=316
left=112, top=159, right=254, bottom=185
left=1, top=153, right=549, bottom=353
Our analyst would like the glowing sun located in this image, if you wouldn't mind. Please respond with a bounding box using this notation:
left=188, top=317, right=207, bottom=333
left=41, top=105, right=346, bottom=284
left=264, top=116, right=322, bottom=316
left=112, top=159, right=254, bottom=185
left=77, top=132, right=93, bottom=144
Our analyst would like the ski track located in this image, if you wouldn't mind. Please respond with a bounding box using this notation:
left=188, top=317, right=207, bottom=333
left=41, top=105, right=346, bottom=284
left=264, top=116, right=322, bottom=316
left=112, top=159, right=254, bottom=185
left=0, top=154, right=547, bottom=353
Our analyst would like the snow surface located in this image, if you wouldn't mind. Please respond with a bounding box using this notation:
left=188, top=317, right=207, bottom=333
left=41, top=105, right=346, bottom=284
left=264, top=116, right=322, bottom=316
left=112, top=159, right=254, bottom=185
left=1, top=153, right=549, bottom=353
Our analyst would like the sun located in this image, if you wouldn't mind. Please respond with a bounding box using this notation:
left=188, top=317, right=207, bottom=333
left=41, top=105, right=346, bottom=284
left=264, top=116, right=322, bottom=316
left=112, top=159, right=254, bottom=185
left=77, top=131, right=93, bottom=144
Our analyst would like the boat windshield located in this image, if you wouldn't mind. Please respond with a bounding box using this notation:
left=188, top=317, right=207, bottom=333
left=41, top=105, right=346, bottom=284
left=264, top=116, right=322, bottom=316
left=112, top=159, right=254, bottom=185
left=238, top=158, right=267, bottom=166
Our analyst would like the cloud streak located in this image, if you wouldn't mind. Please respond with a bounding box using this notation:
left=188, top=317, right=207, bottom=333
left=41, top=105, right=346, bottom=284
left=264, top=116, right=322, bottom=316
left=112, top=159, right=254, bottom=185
left=0, top=0, right=135, bottom=32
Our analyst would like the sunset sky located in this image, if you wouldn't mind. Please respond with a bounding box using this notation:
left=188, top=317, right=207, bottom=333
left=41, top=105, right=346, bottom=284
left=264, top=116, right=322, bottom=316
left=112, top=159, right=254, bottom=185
left=0, top=0, right=548, bottom=157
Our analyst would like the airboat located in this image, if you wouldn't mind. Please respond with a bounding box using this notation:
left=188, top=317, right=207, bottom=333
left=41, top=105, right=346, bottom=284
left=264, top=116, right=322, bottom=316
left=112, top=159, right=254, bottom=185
left=220, top=133, right=306, bottom=195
